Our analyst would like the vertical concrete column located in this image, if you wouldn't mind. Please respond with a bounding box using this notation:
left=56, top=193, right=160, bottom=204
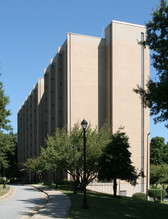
left=25, top=98, right=28, bottom=161
left=17, top=110, right=21, bottom=166
left=48, top=69, right=51, bottom=136
left=20, top=107, right=23, bottom=164
left=32, top=89, right=35, bottom=158
left=55, top=54, right=59, bottom=129
left=23, top=103, right=26, bottom=163
left=37, top=78, right=44, bottom=155
left=141, top=32, right=145, bottom=192
left=29, top=94, right=32, bottom=157
left=67, top=33, right=71, bottom=131
left=105, top=24, right=113, bottom=131
left=33, top=85, right=38, bottom=157
left=28, top=94, right=31, bottom=158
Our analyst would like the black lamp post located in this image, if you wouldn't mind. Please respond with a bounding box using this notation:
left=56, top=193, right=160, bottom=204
left=81, top=119, right=88, bottom=209
left=3, top=167, right=6, bottom=188
left=146, top=132, right=150, bottom=200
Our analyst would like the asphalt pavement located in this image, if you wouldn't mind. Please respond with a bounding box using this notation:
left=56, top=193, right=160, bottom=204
left=0, top=185, right=42, bottom=219
left=0, top=184, right=71, bottom=219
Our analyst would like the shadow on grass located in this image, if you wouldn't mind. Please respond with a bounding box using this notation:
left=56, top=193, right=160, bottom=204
left=63, top=190, right=168, bottom=219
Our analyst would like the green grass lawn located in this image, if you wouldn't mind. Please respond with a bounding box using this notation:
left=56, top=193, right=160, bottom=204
left=0, top=184, right=10, bottom=197
left=60, top=189, right=168, bottom=219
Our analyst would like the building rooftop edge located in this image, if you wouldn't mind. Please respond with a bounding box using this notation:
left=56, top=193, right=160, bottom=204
left=67, top=32, right=105, bottom=40
left=106, top=20, right=146, bottom=29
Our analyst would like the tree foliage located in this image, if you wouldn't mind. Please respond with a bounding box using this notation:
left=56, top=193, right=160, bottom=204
left=150, top=137, right=168, bottom=164
left=40, top=123, right=111, bottom=190
left=0, top=132, right=16, bottom=170
left=5, top=133, right=19, bottom=179
left=150, top=164, right=168, bottom=188
left=159, top=164, right=168, bottom=185
left=150, top=164, right=162, bottom=188
left=134, top=0, right=168, bottom=127
left=150, top=136, right=168, bottom=188
left=148, top=188, right=166, bottom=201
left=0, top=74, right=11, bottom=131
left=23, top=156, right=46, bottom=182
left=0, top=74, right=16, bottom=174
left=98, top=129, right=142, bottom=196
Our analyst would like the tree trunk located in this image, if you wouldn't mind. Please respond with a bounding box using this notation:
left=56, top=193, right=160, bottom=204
left=113, top=178, right=117, bottom=197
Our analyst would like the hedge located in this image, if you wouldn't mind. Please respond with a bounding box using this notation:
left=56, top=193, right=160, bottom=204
left=148, top=189, right=166, bottom=202
left=132, top=192, right=146, bottom=200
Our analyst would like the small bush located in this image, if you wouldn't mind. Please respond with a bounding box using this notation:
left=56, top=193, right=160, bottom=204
left=148, top=189, right=166, bottom=202
left=132, top=192, right=146, bottom=200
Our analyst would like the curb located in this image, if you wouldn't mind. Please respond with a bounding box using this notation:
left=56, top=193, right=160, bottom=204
left=0, top=186, right=16, bottom=202
left=32, top=185, right=50, bottom=201
left=31, top=185, right=71, bottom=219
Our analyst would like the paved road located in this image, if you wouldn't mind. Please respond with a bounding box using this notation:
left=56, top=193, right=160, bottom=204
left=0, top=185, right=42, bottom=219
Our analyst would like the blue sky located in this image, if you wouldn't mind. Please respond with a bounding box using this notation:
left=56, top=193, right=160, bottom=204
left=0, top=0, right=167, bottom=143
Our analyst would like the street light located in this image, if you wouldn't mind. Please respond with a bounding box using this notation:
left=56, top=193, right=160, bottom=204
left=3, top=167, right=6, bottom=188
left=81, top=119, right=88, bottom=209
left=3, top=176, right=6, bottom=188
left=146, top=132, right=150, bottom=200
left=73, top=145, right=77, bottom=194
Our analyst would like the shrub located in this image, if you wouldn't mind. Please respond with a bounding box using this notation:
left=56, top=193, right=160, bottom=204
left=148, top=189, right=166, bottom=202
left=132, top=192, right=146, bottom=200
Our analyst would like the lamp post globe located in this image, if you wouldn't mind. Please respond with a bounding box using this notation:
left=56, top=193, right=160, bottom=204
left=81, top=119, right=88, bottom=129
left=81, top=119, right=88, bottom=209
left=3, top=176, right=6, bottom=188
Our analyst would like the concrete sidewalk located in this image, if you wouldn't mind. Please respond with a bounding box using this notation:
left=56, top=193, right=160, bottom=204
left=32, top=185, right=71, bottom=219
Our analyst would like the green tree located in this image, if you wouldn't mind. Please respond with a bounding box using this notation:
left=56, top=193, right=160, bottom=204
left=150, top=164, right=162, bottom=188
left=98, top=129, right=142, bottom=197
left=41, top=123, right=110, bottom=190
left=0, top=74, right=15, bottom=175
left=0, top=132, right=16, bottom=171
left=150, top=137, right=168, bottom=164
left=150, top=164, right=168, bottom=188
left=23, top=156, right=46, bottom=182
left=0, top=74, right=11, bottom=131
left=134, top=0, right=168, bottom=127
left=159, top=164, right=168, bottom=186
left=5, top=133, right=19, bottom=179
left=41, top=126, right=70, bottom=181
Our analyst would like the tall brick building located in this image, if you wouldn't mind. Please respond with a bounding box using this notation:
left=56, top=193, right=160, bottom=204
left=18, top=20, right=150, bottom=196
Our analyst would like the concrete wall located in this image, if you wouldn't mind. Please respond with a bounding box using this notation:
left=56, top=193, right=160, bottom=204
left=67, top=33, right=106, bottom=130
left=17, top=78, right=44, bottom=165
left=87, top=181, right=144, bottom=197
left=105, top=20, right=150, bottom=193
